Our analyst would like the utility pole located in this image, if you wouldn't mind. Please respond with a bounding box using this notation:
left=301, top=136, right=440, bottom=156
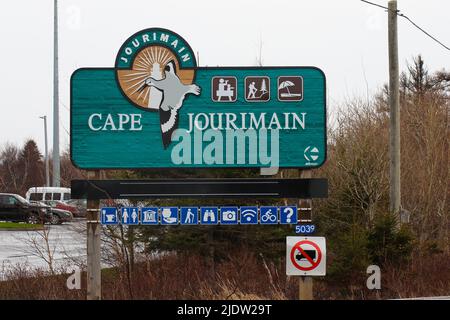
left=39, top=116, right=50, bottom=187
left=86, top=170, right=102, bottom=300
left=388, top=0, right=401, bottom=222
left=52, top=0, right=60, bottom=187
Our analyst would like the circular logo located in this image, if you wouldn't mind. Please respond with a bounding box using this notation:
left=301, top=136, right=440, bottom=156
left=115, top=28, right=197, bottom=110
left=114, top=28, right=201, bottom=148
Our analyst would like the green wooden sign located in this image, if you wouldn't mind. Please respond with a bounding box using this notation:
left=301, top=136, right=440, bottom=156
left=71, top=28, right=326, bottom=170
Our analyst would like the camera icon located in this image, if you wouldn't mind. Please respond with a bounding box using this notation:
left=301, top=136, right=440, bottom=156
left=222, top=210, right=237, bottom=221
left=220, top=207, right=238, bottom=224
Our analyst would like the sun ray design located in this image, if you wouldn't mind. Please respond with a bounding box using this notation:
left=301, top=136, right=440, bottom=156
left=135, top=60, right=149, bottom=70
left=123, top=74, right=148, bottom=83
left=118, top=46, right=178, bottom=107
left=128, top=79, right=149, bottom=92
left=122, top=71, right=148, bottom=77
left=149, top=48, right=156, bottom=63
left=143, top=86, right=150, bottom=102
left=156, top=47, right=162, bottom=63
left=144, top=49, right=153, bottom=64
left=141, top=51, right=152, bottom=66
left=117, top=45, right=194, bottom=109
left=136, top=85, right=148, bottom=100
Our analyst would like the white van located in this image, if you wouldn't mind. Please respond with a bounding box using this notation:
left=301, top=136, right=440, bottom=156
left=25, top=187, right=71, bottom=203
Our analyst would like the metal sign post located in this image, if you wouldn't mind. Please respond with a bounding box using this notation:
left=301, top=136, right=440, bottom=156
left=299, top=277, right=314, bottom=300
left=299, top=169, right=313, bottom=300
left=86, top=170, right=101, bottom=300
left=286, top=235, right=326, bottom=299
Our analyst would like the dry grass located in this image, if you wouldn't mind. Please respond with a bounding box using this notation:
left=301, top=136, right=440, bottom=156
left=1, top=249, right=449, bottom=300
left=0, top=251, right=293, bottom=300
left=380, top=252, right=450, bottom=299
left=101, top=251, right=291, bottom=300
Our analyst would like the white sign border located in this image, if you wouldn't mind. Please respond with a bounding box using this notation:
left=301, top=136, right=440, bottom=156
left=286, top=236, right=326, bottom=276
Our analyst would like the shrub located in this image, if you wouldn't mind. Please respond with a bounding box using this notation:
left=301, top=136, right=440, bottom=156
left=367, top=213, right=414, bottom=265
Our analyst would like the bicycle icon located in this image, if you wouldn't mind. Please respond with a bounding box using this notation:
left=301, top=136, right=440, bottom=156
left=260, top=207, right=278, bottom=224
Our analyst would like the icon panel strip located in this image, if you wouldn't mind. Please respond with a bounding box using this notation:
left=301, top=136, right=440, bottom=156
left=101, top=206, right=299, bottom=225
left=210, top=75, right=305, bottom=103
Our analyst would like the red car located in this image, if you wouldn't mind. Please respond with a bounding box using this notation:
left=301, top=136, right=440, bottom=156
left=53, top=200, right=85, bottom=218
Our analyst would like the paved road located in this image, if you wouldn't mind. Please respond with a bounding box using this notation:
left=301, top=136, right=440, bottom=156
left=394, top=296, right=450, bottom=300
left=0, top=220, right=86, bottom=279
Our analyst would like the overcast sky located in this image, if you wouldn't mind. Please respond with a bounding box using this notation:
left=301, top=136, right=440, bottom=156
left=0, top=0, right=448, bottom=153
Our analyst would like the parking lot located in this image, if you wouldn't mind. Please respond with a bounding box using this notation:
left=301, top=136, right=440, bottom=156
left=0, top=220, right=86, bottom=278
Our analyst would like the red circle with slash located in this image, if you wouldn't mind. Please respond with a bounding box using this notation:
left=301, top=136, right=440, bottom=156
left=290, top=240, right=322, bottom=271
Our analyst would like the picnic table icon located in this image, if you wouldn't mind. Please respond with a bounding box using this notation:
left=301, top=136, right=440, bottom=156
left=216, top=78, right=235, bottom=101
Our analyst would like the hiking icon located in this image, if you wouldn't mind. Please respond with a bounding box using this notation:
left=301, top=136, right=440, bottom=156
left=245, top=76, right=270, bottom=102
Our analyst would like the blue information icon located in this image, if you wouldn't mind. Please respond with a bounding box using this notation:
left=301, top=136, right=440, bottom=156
left=240, top=206, right=258, bottom=224
left=105, top=206, right=297, bottom=226
left=220, top=207, right=238, bottom=225
left=200, top=207, right=219, bottom=225
left=121, top=207, right=139, bottom=225
left=101, top=207, right=118, bottom=225
left=180, top=207, right=199, bottom=225
left=160, top=207, right=178, bottom=225
left=280, top=206, right=298, bottom=224
left=141, top=207, right=159, bottom=225
left=260, top=206, right=278, bottom=224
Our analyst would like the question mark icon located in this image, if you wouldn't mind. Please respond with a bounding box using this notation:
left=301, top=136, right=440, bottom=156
left=284, top=207, right=294, bottom=223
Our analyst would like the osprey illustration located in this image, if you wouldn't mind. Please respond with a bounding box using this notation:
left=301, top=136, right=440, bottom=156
left=138, top=60, right=201, bottom=148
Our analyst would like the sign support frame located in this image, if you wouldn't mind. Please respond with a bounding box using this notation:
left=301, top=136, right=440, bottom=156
left=299, top=276, right=313, bottom=300
left=71, top=178, right=328, bottom=200
left=298, top=169, right=313, bottom=300
left=86, top=170, right=101, bottom=300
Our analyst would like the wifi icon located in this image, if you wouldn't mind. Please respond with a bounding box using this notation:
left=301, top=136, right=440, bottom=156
left=240, top=207, right=258, bottom=224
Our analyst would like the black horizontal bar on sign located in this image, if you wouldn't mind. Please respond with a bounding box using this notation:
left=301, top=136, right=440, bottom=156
left=70, top=178, right=328, bottom=200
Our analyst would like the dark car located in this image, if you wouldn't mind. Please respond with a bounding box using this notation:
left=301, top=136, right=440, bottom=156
left=51, top=208, right=73, bottom=224
left=0, top=193, right=52, bottom=224
left=31, top=201, right=73, bottom=225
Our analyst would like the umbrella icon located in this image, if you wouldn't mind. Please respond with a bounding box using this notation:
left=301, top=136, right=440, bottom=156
left=278, top=79, right=302, bottom=98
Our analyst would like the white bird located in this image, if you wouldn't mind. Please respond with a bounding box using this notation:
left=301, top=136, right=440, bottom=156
left=139, top=60, right=201, bottom=148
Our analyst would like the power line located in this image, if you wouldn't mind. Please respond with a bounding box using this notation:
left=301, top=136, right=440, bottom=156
left=59, top=100, right=70, bottom=112
left=360, top=0, right=450, bottom=52
left=397, top=13, right=450, bottom=51
left=361, top=0, right=389, bottom=11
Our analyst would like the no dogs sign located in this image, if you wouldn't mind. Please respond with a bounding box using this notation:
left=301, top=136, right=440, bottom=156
left=286, top=236, right=326, bottom=276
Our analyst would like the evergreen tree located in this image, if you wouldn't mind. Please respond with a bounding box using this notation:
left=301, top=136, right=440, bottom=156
left=260, top=79, right=267, bottom=93
left=17, top=139, right=44, bottom=194
left=0, top=143, right=20, bottom=194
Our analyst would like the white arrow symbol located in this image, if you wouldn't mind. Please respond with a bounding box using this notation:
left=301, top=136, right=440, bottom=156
left=304, top=146, right=320, bottom=162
